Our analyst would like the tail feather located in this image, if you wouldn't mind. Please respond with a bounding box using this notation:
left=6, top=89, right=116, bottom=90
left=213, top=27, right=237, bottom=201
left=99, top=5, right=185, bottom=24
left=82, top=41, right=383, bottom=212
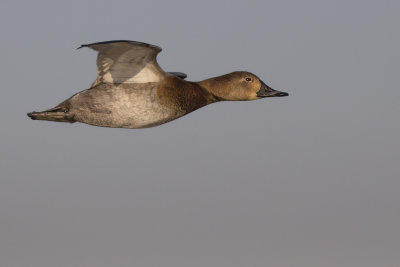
left=27, top=107, right=75, bottom=123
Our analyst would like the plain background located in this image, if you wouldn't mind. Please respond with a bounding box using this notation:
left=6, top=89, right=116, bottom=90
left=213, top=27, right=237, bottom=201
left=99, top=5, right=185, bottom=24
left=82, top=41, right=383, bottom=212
left=1, top=0, right=399, bottom=266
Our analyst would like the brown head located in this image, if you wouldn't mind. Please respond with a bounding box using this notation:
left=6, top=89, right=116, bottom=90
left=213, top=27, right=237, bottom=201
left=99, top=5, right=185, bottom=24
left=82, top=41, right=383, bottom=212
left=198, top=71, right=288, bottom=101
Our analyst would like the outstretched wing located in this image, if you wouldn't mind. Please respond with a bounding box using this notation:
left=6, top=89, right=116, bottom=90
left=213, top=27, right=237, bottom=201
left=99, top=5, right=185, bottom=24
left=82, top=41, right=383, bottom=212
left=79, top=40, right=167, bottom=87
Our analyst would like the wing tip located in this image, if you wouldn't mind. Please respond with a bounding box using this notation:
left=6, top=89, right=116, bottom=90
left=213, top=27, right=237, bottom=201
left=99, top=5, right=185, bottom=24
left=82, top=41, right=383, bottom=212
left=77, top=40, right=162, bottom=51
left=168, top=72, right=187, bottom=79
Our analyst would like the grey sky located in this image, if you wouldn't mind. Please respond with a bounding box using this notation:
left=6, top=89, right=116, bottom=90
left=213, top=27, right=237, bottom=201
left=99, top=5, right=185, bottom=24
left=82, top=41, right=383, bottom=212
left=1, top=0, right=399, bottom=266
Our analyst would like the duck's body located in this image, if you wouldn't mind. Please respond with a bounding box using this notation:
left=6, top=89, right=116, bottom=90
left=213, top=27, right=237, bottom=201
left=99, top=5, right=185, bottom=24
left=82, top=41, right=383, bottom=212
left=57, top=76, right=215, bottom=128
left=67, top=82, right=179, bottom=128
left=28, top=40, right=288, bottom=129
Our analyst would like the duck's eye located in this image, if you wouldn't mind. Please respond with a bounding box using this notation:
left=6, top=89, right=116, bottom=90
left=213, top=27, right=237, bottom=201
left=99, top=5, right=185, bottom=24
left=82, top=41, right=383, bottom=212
left=245, top=77, right=252, bottom=82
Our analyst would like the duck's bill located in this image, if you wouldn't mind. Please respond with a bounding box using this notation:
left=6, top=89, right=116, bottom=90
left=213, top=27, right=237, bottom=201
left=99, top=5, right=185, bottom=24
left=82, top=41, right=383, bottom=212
left=257, top=81, right=289, bottom=97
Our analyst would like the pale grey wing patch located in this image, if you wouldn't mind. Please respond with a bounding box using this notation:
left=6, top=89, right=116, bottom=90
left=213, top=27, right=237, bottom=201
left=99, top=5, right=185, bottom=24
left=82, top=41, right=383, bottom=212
left=79, top=40, right=167, bottom=86
left=168, top=72, right=187, bottom=79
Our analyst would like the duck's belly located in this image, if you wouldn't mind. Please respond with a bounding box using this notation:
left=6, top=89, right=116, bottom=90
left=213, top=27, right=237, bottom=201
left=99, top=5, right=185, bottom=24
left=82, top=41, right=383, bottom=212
left=69, top=83, right=183, bottom=128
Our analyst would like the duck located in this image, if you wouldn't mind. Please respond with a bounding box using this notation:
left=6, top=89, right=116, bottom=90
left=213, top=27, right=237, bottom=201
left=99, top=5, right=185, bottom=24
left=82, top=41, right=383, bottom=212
left=27, top=40, right=288, bottom=129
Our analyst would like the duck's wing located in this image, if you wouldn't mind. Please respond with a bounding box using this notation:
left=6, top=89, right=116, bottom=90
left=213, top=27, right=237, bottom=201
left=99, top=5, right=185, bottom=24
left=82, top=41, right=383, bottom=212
left=78, top=40, right=167, bottom=87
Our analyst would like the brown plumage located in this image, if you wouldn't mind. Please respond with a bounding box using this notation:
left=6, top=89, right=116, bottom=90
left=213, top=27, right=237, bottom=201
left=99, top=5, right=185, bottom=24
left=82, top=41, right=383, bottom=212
left=27, top=40, right=288, bottom=129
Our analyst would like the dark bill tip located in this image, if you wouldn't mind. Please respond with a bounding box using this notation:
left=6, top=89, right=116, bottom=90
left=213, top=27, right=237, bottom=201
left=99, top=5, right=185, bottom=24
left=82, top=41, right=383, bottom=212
left=275, top=92, right=289, bottom=97
left=257, top=81, right=289, bottom=98
left=256, top=88, right=289, bottom=98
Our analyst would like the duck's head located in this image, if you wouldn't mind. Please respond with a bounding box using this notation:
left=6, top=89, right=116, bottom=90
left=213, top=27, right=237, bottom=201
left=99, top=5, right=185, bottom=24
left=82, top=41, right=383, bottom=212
left=200, top=71, right=288, bottom=101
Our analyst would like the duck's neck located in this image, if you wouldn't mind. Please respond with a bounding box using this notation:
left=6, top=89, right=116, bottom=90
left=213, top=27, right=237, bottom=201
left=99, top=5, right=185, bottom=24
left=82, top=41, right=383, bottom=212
left=158, top=76, right=220, bottom=114
left=198, top=74, right=232, bottom=101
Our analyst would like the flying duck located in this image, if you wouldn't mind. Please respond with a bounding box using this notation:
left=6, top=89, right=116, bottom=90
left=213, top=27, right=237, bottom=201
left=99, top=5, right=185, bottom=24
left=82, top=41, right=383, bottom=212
left=27, top=40, right=288, bottom=128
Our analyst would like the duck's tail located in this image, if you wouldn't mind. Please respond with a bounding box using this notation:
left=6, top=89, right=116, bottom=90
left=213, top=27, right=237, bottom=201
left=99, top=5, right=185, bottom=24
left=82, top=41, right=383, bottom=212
left=27, top=106, right=76, bottom=123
